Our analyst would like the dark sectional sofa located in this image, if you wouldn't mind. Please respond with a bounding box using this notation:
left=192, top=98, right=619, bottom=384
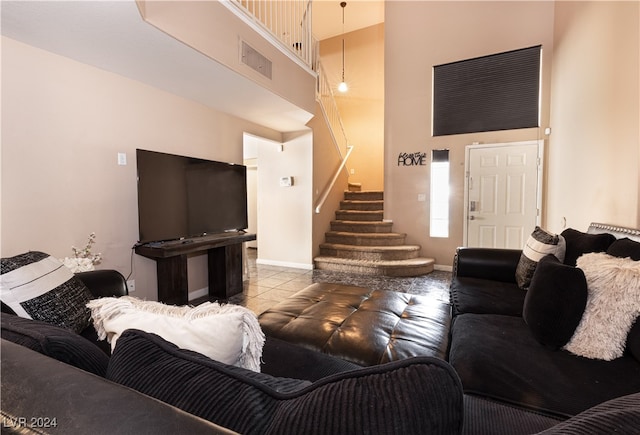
left=449, top=223, right=640, bottom=418
left=2, top=271, right=465, bottom=434
left=2, top=223, right=640, bottom=433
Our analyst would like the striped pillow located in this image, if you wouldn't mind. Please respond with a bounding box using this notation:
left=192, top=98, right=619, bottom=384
left=0, top=251, right=93, bottom=333
left=516, top=227, right=566, bottom=289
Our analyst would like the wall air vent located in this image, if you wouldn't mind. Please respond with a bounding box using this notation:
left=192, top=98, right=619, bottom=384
left=241, top=41, right=272, bottom=80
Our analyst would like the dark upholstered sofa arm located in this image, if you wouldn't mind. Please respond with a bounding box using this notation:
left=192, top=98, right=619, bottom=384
left=76, top=269, right=129, bottom=298
left=1, top=339, right=234, bottom=434
left=453, top=247, right=521, bottom=283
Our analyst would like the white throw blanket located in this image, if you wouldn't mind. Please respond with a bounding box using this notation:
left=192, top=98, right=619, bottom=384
left=88, top=296, right=265, bottom=371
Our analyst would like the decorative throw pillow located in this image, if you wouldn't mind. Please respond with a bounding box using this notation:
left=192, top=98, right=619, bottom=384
left=87, top=296, right=265, bottom=371
left=607, top=238, right=640, bottom=261
left=1, top=313, right=109, bottom=376
left=515, top=227, right=566, bottom=289
left=523, top=255, right=588, bottom=349
left=107, top=329, right=464, bottom=435
left=564, top=253, right=640, bottom=361
left=561, top=228, right=616, bottom=266
left=0, top=251, right=93, bottom=333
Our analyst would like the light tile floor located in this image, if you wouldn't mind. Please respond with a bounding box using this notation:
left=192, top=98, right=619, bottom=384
left=228, top=248, right=452, bottom=315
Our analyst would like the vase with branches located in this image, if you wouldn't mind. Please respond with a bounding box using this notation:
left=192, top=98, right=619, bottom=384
left=61, top=232, right=102, bottom=273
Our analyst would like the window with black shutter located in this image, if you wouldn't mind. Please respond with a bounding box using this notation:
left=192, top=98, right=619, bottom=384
left=433, top=45, right=541, bottom=136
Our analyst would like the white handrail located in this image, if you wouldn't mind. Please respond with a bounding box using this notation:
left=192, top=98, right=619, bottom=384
left=315, top=145, right=354, bottom=214
left=314, top=60, right=352, bottom=214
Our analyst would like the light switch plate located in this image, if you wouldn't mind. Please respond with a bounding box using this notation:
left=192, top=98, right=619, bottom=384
left=279, top=176, right=293, bottom=187
left=117, top=152, right=127, bottom=166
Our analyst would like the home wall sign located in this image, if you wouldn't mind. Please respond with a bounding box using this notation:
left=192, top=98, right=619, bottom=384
left=398, top=152, right=427, bottom=166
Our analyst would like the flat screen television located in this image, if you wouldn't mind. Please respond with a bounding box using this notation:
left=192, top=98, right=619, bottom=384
left=136, top=149, right=248, bottom=244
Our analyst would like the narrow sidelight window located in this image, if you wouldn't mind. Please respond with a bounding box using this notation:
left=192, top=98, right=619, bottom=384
left=430, top=149, right=450, bottom=238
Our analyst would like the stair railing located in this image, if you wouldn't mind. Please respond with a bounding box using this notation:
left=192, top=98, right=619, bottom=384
left=316, top=61, right=349, bottom=159
left=225, top=0, right=314, bottom=71
left=315, top=145, right=353, bottom=214
left=220, top=0, right=351, bottom=214
left=314, top=60, right=352, bottom=214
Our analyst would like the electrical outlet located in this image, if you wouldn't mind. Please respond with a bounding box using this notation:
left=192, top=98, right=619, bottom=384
left=127, top=279, right=135, bottom=292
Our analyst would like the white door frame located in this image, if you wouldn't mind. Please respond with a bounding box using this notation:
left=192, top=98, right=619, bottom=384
left=243, top=132, right=282, bottom=250
left=463, top=140, right=544, bottom=247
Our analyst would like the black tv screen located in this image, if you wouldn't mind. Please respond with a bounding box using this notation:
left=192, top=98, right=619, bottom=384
left=136, top=149, right=248, bottom=244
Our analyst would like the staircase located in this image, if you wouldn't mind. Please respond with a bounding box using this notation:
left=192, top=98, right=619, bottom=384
left=314, top=191, right=435, bottom=277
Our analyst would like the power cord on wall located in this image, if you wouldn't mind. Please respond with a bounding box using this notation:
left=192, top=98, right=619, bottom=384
left=125, top=246, right=135, bottom=281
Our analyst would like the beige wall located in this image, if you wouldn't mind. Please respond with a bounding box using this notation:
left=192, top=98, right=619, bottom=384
left=309, top=101, right=349, bottom=258
left=4, top=1, right=637, bottom=292
left=140, top=0, right=316, bottom=117
left=384, top=1, right=555, bottom=267
left=547, top=1, right=640, bottom=231
left=320, top=24, right=384, bottom=191
left=1, top=36, right=282, bottom=301
left=256, top=130, right=314, bottom=268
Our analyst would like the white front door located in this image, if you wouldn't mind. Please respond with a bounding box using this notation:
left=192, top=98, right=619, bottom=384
left=464, top=141, right=543, bottom=248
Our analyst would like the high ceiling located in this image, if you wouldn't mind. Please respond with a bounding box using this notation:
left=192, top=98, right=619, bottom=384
left=312, top=0, right=384, bottom=40
left=1, top=0, right=384, bottom=132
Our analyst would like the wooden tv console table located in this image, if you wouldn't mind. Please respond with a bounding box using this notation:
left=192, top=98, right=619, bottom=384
left=134, top=232, right=256, bottom=305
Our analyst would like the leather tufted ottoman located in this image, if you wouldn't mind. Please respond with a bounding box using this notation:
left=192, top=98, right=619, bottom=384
left=258, top=282, right=451, bottom=366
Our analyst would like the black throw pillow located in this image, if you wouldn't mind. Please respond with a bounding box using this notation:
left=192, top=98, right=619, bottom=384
left=107, top=329, right=464, bottom=435
left=627, top=318, right=640, bottom=362
left=523, top=255, right=588, bottom=349
left=1, top=313, right=109, bottom=376
left=607, top=238, right=640, bottom=261
left=561, top=228, right=616, bottom=266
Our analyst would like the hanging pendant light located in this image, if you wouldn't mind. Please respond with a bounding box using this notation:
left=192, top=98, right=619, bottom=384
left=338, top=1, right=348, bottom=93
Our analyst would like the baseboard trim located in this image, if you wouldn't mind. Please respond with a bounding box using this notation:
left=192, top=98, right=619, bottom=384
left=434, top=264, right=453, bottom=272
left=188, top=287, right=208, bottom=301
left=256, top=258, right=313, bottom=270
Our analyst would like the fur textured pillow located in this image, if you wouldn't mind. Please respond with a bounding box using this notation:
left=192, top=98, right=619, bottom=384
left=564, top=253, right=640, bottom=361
left=88, top=296, right=265, bottom=371
left=516, top=227, right=566, bottom=289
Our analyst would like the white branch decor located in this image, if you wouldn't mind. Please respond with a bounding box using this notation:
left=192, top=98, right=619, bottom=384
left=61, top=232, right=102, bottom=273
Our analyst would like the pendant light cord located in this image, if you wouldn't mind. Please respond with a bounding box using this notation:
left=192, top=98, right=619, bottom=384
left=341, top=2, right=346, bottom=84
